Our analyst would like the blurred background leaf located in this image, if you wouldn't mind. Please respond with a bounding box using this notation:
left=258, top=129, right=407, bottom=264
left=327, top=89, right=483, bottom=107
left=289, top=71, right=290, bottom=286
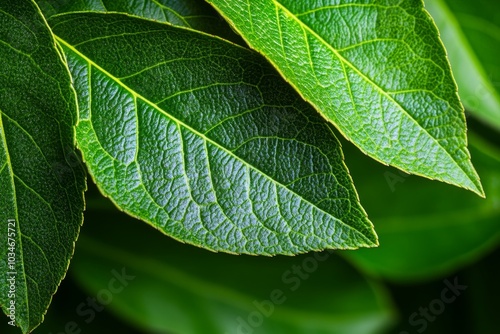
left=388, top=248, right=499, bottom=334
left=342, top=133, right=500, bottom=282
left=425, top=0, right=500, bottom=131
left=63, top=203, right=394, bottom=334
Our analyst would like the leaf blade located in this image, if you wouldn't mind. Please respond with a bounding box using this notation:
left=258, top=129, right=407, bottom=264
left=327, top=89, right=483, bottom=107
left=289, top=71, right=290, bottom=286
left=0, top=0, right=86, bottom=332
left=206, top=0, right=483, bottom=195
left=50, top=13, right=377, bottom=255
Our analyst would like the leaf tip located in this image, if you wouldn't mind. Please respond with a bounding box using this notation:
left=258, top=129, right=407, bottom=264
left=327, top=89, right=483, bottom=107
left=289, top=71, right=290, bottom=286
left=353, top=219, right=379, bottom=249
left=469, top=181, right=486, bottom=198
left=365, top=231, right=380, bottom=248
left=460, top=159, right=485, bottom=198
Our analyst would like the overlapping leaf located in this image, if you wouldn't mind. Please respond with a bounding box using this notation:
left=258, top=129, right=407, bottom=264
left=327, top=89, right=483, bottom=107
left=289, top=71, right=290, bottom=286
left=207, top=0, right=483, bottom=195
left=426, top=0, right=500, bottom=131
left=36, top=0, right=244, bottom=44
left=49, top=13, right=377, bottom=255
left=0, top=1, right=86, bottom=332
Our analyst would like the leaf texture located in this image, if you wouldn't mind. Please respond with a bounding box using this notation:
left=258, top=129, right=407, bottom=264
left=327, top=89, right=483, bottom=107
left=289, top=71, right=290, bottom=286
left=36, top=0, right=244, bottom=44
left=207, top=0, right=484, bottom=195
left=0, top=1, right=86, bottom=332
left=49, top=13, right=378, bottom=255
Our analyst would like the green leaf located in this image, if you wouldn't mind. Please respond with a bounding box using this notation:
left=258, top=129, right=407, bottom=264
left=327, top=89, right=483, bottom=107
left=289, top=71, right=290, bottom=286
left=49, top=13, right=377, bottom=255
left=36, top=0, right=244, bottom=44
left=342, top=133, right=500, bottom=282
left=0, top=1, right=86, bottom=332
left=206, top=0, right=483, bottom=195
left=425, top=0, right=500, bottom=131
left=71, top=209, right=395, bottom=334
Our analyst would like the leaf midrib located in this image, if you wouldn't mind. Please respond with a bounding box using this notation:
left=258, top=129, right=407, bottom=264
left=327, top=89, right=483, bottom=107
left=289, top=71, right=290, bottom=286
left=54, top=35, right=374, bottom=246
left=272, top=0, right=469, bottom=171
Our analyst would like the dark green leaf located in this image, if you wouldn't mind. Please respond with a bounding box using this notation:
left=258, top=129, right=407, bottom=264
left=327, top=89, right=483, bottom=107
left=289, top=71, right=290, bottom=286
left=0, top=1, right=86, bottom=332
left=425, top=0, right=500, bottom=131
left=49, top=13, right=377, bottom=255
left=36, top=0, right=244, bottom=44
left=207, top=0, right=483, bottom=195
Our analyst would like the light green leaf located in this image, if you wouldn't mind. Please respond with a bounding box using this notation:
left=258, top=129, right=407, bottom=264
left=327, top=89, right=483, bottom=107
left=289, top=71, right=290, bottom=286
left=0, top=1, right=86, bottom=332
left=36, top=0, right=244, bottom=44
left=70, top=209, right=395, bottom=334
left=425, top=0, right=500, bottom=131
left=342, top=133, right=500, bottom=282
left=49, top=13, right=377, bottom=255
left=206, top=0, right=483, bottom=195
